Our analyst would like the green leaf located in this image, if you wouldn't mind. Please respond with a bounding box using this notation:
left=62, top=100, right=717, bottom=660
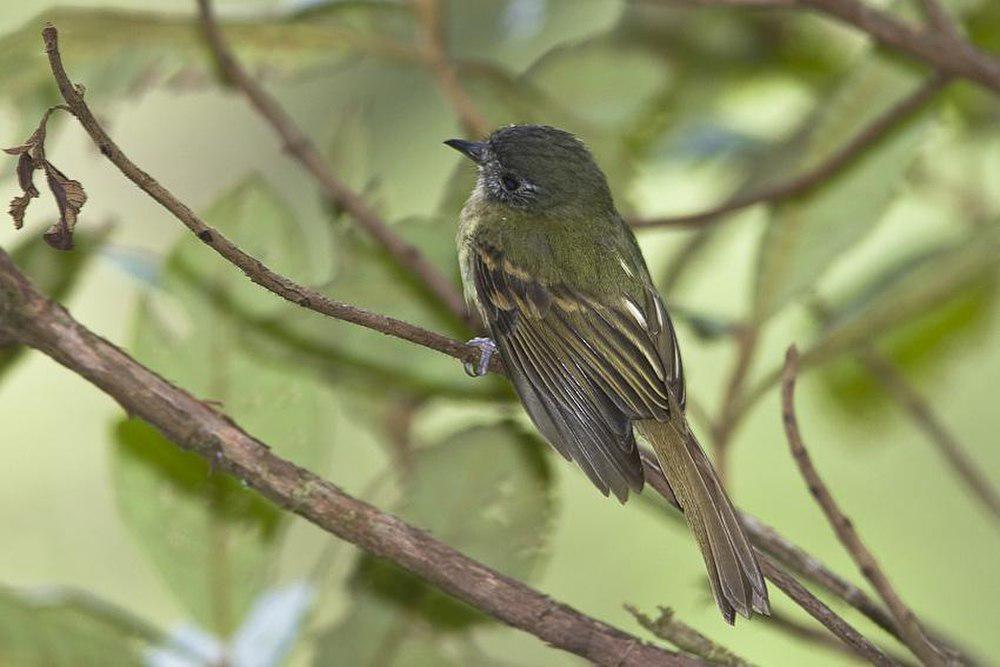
left=752, top=57, right=938, bottom=319
left=111, top=179, right=335, bottom=637
left=314, top=423, right=555, bottom=663
left=0, top=228, right=110, bottom=379
left=0, top=586, right=150, bottom=667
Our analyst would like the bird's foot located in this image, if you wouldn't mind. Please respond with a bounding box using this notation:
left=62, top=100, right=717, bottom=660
left=463, top=337, right=496, bottom=377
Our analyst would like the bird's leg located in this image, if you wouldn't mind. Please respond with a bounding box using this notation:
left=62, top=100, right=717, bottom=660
left=463, top=337, right=496, bottom=377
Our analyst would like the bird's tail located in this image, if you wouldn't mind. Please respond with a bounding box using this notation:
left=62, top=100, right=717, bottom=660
left=637, top=417, right=769, bottom=624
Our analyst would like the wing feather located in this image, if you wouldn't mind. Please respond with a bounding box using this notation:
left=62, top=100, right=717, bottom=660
left=468, top=242, right=684, bottom=501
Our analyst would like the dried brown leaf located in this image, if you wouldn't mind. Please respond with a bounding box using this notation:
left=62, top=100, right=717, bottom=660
left=5, top=116, right=48, bottom=231
left=42, top=161, right=87, bottom=251
left=16, top=153, right=39, bottom=196
left=43, top=223, right=74, bottom=251
left=8, top=194, right=33, bottom=230
left=3, top=144, right=31, bottom=156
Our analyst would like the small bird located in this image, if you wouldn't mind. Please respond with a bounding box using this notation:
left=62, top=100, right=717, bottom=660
left=447, top=125, right=769, bottom=623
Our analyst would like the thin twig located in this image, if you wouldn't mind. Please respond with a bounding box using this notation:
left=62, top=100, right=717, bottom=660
left=640, top=0, right=1000, bottom=93
left=736, top=511, right=903, bottom=639
left=40, top=23, right=494, bottom=374
left=626, top=604, right=755, bottom=666
left=781, top=346, right=951, bottom=666
left=757, top=556, right=897, bottom=666
left=412, top=0, right=491, bottom=138
left=193, top=1, right=472, bottom=326
left=766, top=609, right=918, bottom=666
left=797, top=0, right=999, bottom=93
left=858, top=348, right=1000, bottom=525
left=631, top=74, right=948, bottom=229
left=0, top=250, right=697, bottom=667
left=637, top=452, right=895, bottom=665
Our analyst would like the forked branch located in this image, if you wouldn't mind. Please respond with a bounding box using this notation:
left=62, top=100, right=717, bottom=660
left=781, top=346, right=953, bottom=666
left=0, top=250, right=694, bottom=667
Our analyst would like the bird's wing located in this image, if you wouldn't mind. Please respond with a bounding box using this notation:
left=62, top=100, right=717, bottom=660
left=469, top=242, right=685, bottom=502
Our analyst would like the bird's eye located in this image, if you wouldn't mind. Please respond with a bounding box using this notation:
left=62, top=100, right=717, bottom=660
left=500, top=173, right=521, bottom=192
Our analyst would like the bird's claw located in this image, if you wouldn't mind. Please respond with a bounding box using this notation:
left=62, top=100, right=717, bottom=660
left=463, top=337, right=496, bottom=377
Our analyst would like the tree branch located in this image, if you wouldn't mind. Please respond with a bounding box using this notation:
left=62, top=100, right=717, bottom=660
left=765, top=608, right=918, bottom=666
left=797, top=0, right=999, bottom=93
left=0, top=249, right=697, bottom=667
left=192, top=1, right=472, bottom=326
left=642, top=0, right=1000, bottom=93
left=626, top=604, right=754, bottom=666
left=637, top=452, right=895, bottom=665
left=755, top=555, right=896, bottom=665
left=630, top=73, right=948, bottom=229
left=781, top=346, right=951, bottom=666
left=736, top=510, right=904, bottom=639
left=39, top=23, right=495, bottom=375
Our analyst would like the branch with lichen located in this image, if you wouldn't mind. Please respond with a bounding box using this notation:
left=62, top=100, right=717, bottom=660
left=626, top=604, right=755, bottom=666
left=0, top=248, right=696, bottom=667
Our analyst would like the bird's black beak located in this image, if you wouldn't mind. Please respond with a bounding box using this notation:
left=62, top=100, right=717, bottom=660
left=444, top=138, right=486, bottom=164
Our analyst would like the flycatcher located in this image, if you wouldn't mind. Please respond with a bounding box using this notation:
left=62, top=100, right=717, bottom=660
left=447, top=124, right=769, bottom=623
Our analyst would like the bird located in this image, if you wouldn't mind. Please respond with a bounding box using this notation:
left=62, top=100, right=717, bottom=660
left=446, top=124, right=769, bottom=624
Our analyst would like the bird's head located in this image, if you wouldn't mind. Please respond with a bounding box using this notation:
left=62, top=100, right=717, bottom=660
left=445, top=124, right=613, bottom=214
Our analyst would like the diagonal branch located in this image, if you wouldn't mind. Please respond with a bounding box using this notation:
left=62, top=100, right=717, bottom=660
left=626, top=604, right=753, bottom=666
left=39, top=23, right=495, bottom=374
left=643, top=0, right=1000, bottom=93
left=192, top=1, right=472, bottom=326
left=765, top=608, right=918, bottom=666
left=781, top=346, right=951, bottom=666
left=0, top=249, right=697, bottom=667
left=630, top=73, right=948, bottom=229
left=638, top=452, right=894, bottom=665
left=796, top=0, right=1000, bottom=93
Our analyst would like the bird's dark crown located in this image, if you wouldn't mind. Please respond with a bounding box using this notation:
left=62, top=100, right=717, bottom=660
left=446, top=124, right=613, bottom=213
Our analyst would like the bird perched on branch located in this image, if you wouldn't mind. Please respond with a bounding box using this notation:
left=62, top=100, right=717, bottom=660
left=447, top=124, right=769, bottom=624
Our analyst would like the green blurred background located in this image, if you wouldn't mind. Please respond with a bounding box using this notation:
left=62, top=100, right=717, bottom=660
left=1, top=0, right=998, bottom=665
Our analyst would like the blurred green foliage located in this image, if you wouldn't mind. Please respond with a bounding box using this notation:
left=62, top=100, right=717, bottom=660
left=0, top=1, right=998, bottom=666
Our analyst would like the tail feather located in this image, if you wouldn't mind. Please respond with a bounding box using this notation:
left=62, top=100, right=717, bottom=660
left=638, top=417, right=770, bottom=624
